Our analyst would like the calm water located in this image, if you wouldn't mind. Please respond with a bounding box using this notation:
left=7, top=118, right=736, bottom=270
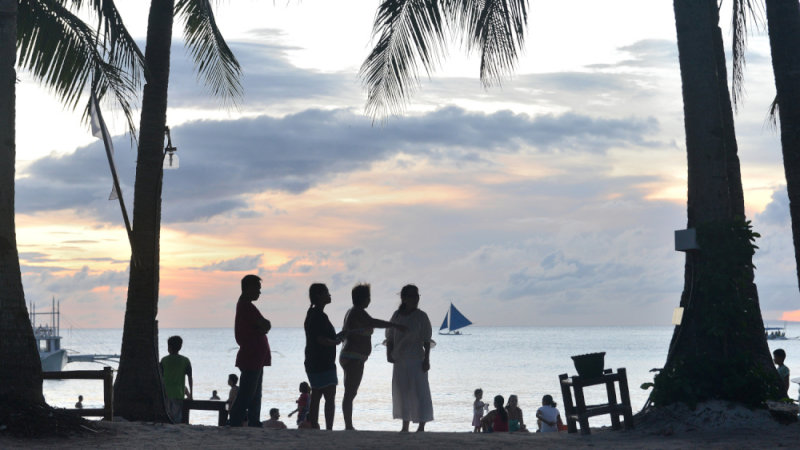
left=45, top=325, right=800, bottom=431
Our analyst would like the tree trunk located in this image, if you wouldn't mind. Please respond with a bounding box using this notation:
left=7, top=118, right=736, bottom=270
left=653, top=0, right=780, bottom=406
left=0, top=0, right=44, bottom=405
left=766, top=0, right=800, bottom=292
left=113, top=0, right=174, bottom=422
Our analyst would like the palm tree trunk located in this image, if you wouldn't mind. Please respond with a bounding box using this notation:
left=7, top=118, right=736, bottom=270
left=766, top=0, right=800, bottom=292
left=654, top=0, right=779, bottom=405
left=0, top=0, right=44, bottom=404
left=113, top=0, right=174, bottom=422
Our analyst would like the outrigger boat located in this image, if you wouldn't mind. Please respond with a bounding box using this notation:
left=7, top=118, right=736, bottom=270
left=765, top=324, right=787, bottom=340
left=439, top=302, right=473, bottom=335
left=30, top=298, right=119, bottom=371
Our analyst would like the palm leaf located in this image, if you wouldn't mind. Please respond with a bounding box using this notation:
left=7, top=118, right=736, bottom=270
left=176, top=0, right=242, bottom=104
left=360, top=0, right=447, bottom=119
left=446, top=0, right=527, bottom=86
left=730, top=0, right=763, bottom=110
left=17, top=0, right=142, bottom=135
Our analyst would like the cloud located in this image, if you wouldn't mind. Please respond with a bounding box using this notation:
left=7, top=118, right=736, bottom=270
left=197, top=254, right=263, bottom=272
left=755, top=186, right=790, bottom=226
left=17, top=107, right=661, bottom=224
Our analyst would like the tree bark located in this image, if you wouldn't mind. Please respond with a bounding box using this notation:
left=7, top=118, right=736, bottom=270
left=766, top=0, right=800, bottom=292
left=0, top=0, right=44, bottom=405
left=113, top=0, right=174, bottom=422
left=655, top=0, right=780, bottom=406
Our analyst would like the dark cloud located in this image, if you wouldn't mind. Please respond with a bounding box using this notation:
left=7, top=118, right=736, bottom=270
left=18, top=107, right=660, bottom=223
left=197, top=254, right=263, bottom=272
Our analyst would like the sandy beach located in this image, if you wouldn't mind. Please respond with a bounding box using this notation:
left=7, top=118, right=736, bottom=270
left=3, top=405, right=800, bottom=450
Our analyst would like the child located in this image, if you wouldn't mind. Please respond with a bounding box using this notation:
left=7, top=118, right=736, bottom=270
left=472, top=388, right=488, bottom=433
left=774, top=348, right=790, bottom=398
left=536, top=394, right=562, bottom=432
left=263, top=408, right=287, bottom=429
left=506, top=394, right=527, bottom=432
left=75, top=395, right=83, bottom=409
left=210, top=390, right=220, bottom=400
left=287, top=381, right=311, bottom=426
left=226, top=374, right=239, bottom=412
left=160, top=335, right=193, bottom=423
left=480, top=395, right=509, bottom=432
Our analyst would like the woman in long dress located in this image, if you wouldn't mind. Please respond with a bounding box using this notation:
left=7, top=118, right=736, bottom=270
left=386, top=284, right=433, bottom=432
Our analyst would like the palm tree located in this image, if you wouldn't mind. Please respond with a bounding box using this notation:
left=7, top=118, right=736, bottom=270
left=113, top=0, right=241, bottom=422
left=764, top=1, right=800, bottom=292
left=1, top=0, right=142, bottom=406
left=361, top=0, right=781, bottom=405
left=651, top=0, right=780, bottom=406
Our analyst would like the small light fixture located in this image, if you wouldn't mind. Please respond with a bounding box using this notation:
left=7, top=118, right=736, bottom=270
left=163, top=126, right=179, bottom=170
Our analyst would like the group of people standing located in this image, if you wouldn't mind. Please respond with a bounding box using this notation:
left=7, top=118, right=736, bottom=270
left=229, top=274, right=434, bottom=431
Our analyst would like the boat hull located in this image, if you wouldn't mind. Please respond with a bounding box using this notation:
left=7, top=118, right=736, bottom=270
left=40, top=349, right=68, bottom=372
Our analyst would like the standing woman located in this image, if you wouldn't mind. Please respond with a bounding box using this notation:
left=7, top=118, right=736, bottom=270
left=386, top=284, right=434, bottom=432
left=304, top=283, right=345, bottom=430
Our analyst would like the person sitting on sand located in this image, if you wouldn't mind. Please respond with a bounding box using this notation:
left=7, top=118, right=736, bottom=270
left=210, top=390, right=220, bottom=400
left=160, top=335, right=193, bottom=423
left=480, top=395, right=509, bottom=432
left=340, top=283, right=406, bottom=430
left=263, top=408, right=288, bottom=430
left=506, top=395, right=527, bottom=432
left=75, top=395, right=83, bottom=409
left=536, top=394, right=562, bottom=432
left=774, top=348, right=790, bottom=398
left=288, top=381, right=311, bottom=426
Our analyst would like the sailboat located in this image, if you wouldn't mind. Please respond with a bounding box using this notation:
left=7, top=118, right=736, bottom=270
left=439, top=302, right=473, bottom=335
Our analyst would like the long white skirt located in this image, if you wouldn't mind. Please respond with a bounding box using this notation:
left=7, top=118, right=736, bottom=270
left=392, top=359, right=434, bottom=423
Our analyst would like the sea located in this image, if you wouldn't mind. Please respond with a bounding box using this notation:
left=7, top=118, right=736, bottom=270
left=44, top=325, right=800, bottom=432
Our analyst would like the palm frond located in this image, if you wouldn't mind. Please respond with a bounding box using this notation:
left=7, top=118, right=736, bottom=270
left=360, top=0, right=447, bottom=119
left=17, top=0, right=142, bottom=136
left=70, top=0, right=146, bottom=84
left=766, top=94, right=778, bottom=131
left=445, top=0, right=528, bottom=87
left=176, top=0, right=242, bottom=104
left=730, top=0, right=764, bottom=110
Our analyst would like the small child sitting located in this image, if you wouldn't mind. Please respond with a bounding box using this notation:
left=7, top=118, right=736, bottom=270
left=480, top=395, right=509, bottom=432
left=536, top=394, right=562, bottom=432
left=287, top=381, right=311, bottom=426
left=263, top=408, right=287, bottom=429
left=506, top=394, right=528, bottom=432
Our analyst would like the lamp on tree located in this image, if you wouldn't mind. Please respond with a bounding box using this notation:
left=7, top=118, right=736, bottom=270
left=163, top=126, right=178, bottom=170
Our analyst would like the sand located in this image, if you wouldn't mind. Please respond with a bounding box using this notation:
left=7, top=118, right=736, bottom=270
left=2, top=401, right=799, bottom=449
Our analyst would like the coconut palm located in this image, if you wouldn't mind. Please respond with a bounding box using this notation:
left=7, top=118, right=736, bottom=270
left=113, top=0, right=241, bottom=422
left=1, top=0, right=143, bottom=406
left=652, top=0, right=780, bottom=406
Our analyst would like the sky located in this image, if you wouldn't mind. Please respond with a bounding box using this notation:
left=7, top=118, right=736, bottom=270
left=14, top=0, right=800, bottom=329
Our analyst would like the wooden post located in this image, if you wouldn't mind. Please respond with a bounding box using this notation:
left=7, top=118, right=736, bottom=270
left=103, top=367, right=114, bottom=421
left=618, top=368, right=634, bottom=429
left=571, top=376, right=591, bottom=435
left=559, top=373, right=577, bottom=433
left=605, top=377, right=620, bottom=429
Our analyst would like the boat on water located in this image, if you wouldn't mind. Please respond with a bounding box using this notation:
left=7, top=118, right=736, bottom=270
left=30, top=298, right=119, bottom=372
left=439, top=302, right=473, bottom=335
left=766, top=325, right=787, bottom=340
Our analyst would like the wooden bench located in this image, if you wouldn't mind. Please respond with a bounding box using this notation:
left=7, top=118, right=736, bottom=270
left=42, top=366, right=114, bottom=421
left=559, top=367, right=634, bottom=435
left=181, top=399, right=228, bottom=426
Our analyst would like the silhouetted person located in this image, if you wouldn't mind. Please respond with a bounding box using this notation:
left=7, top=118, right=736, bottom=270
left=304, top=283, right=346, bottom=430
left=481, top=395, right=509, bottom=432
left=263, top=408, right=288, bottom=429
left=226, top=373, right=239, bottom=412
left=774, top=348, right=790, bottom=397
left=75, top=395, right=83, bottom=409
left=210, top=390, right=220, bottom=400
left=230, top=274, right=272, bottom=427
left=386, top=284, right=433, bottom=432
left=340, top=283, right=405, bottom=430
left=287, top=381, right=311, bottom=426
left=160, top=335, right=193, bottom=423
